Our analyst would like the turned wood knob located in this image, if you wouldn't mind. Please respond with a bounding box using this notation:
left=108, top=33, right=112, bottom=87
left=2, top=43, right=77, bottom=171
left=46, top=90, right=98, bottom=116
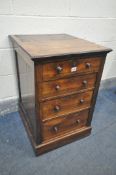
left=55, top=84, right=60, bottom=90
left=56, top=66, right=63, bottom=74
left=53, top=126, right=58, bottom=132
left=86, top=63, right=91, bottom=68
left=80, top=99, right=84, bottom=104
left=54, top=105, right=60, bottom=112
left=82, top=80, right=87, bottom=86
left=76, top=119, right=80, bottom=124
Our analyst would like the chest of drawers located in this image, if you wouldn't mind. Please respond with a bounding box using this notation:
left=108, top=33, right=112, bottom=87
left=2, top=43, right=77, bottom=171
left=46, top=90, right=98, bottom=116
left=10, top=34, right=111, bottom=155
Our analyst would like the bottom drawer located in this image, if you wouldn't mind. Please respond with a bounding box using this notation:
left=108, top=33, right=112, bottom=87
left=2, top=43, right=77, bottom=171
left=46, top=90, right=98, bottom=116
left=42, top=109, right=89, bottom=141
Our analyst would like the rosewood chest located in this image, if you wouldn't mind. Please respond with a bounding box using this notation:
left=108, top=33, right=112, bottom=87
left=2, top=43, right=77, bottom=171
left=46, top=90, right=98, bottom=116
left=10, top=34, right=111, bottom=155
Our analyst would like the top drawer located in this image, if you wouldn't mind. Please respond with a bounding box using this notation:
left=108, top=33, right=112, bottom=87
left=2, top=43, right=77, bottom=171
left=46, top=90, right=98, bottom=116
left=42, top=57, right=101, bottom=81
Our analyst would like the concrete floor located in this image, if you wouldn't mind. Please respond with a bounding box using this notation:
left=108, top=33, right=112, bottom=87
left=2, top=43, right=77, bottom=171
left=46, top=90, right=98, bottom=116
left=0, top=87, right=116, bottom=175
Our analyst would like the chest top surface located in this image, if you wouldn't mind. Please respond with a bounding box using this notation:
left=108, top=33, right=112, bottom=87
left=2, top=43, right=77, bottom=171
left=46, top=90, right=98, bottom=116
left=10, top=34, right=111, bottom=60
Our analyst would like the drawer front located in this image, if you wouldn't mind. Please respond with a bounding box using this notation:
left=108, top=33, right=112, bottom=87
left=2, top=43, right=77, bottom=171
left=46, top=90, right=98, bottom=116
left=40, top=73, right=96, bottom=98
left=42, top=57, right=101, bottom=81
left=42, top=109, right=89, bottom=141
left=41, top=90, right=93, bottom=120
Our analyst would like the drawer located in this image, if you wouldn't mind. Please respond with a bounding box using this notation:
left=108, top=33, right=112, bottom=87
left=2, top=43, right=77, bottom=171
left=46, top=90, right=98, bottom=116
left=42, top=109, right=89, bottom=141
left=42, top=57, right=101, bottom=81
left=40, top=73, right=96, bottom=99
left=41, top=90, right=93, bottom=120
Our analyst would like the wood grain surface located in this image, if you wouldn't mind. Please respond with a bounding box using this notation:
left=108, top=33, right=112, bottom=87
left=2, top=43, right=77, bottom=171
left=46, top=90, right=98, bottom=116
left=39, top=73, right=96, bottom=99
left=10, top=34, right=111, bottom=59
left=42, top=109, right=89, bottom=141
left=10, top=34, right=112, bottom=155
left=42, top=57, right=101, bottom=81
left=41, top=90, right=93, bottom=120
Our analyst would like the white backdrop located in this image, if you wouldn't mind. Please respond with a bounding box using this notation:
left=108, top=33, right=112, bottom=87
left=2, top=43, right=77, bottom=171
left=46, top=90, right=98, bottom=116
left=0, top=0, right=116, bottom=101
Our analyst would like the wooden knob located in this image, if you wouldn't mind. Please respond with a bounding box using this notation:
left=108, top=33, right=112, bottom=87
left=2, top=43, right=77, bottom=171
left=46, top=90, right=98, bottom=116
left=53, top=126, right=58, bottom=132
left=56, top=66, right=63, bottom=74
left=54, top=105, right=60, bottom=112
left=76, top=119, right=80, bottom=124
left=86, top=63, right=91, bottom=68
left=82, top=80, right=87, bottom=86
left=80, top=99, right=84, bottom=104
left=55, top=84, right=60, bottom=90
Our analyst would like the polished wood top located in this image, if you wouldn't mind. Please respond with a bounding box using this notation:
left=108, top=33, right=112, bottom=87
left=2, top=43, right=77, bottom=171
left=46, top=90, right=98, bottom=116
left=10, top=34, right=112, bottom=60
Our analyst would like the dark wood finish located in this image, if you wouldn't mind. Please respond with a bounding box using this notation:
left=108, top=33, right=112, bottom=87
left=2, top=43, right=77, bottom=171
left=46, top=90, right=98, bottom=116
left=41, top=90, right=93, bottom=120
left=42, top=109, right=89, bottom=141
left=39, top=73, right=96, bottom=99
left=42, top=57, right=101, bottom=81
left=9, top=34, right=111, bottom=59
left=15, top=51, right=22, bottom=101
left=87, top=56, right=107, bottom=126
left=20, top=104, right=92, bottom=155
left=9, top=34, right=112, bottom=156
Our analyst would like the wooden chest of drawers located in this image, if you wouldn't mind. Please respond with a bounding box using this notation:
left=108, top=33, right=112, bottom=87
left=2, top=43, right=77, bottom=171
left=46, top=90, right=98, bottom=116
left=10, top=34, right=111, bottom=155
